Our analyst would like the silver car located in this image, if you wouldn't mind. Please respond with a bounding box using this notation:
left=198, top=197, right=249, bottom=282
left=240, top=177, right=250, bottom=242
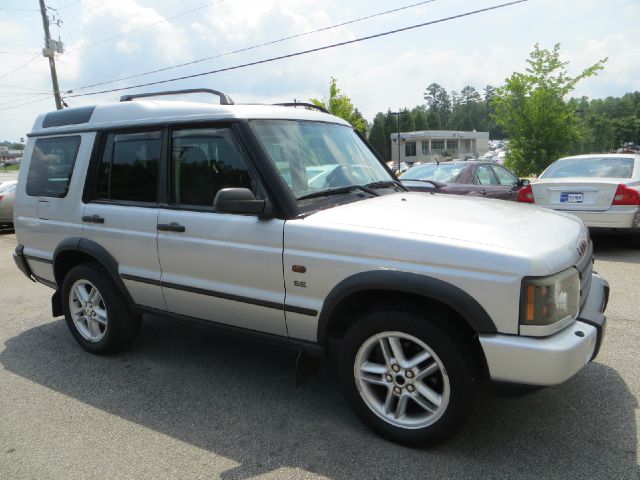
left=518, top=154, right=640, bottom=230
left=0, top=180, right=17, bottom=225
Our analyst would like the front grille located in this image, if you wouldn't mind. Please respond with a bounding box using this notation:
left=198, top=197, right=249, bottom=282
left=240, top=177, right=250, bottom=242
left=576, top=240, right=593, bottom=311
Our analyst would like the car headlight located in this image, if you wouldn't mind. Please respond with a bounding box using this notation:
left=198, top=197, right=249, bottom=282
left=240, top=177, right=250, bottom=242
left=520, top=268, right=580, bottom=336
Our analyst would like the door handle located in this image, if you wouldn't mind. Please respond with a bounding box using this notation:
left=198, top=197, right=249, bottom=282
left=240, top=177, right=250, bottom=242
left=157, top=222, right=186, bottom=233
left=479, top=189, right=487, bottom=195
left=82, top=215, right=105, bottom=224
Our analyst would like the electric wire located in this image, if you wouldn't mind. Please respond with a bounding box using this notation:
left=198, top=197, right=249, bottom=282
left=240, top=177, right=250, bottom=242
left=66, top=0, right=439, bottom=93
left=63, top=0, right=529, bottom=99
left=66, top=0, right=226, bottom=53
left=0, top=54, right=41, bottom=82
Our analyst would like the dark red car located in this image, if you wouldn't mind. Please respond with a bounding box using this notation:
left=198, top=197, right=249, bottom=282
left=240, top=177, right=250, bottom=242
left=400, top=161, right=528, bottom=201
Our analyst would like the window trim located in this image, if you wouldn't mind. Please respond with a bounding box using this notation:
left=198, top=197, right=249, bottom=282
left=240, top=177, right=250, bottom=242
left=27, top=134, right=82, bottom=199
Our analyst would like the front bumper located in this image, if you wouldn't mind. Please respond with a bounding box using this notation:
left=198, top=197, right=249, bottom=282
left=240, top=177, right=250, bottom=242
left=480, top=273, right=609, bottom=386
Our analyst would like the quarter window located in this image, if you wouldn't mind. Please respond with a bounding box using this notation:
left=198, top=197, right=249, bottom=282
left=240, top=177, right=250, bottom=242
left=95, top=131, right=161, bottom=203
left=170, top=128, right=254, bottom=207
left=26, top=136, right=80, bottom=197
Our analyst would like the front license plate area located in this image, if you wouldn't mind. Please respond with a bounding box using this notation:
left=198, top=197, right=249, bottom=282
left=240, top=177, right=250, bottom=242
left=560, top=192, right=583, bottom=203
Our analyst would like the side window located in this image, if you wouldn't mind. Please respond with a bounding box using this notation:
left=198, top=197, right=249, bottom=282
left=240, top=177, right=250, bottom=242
left=492, top=165, right=518, bottom=185
left=94, top=130, right=161, bottom=203
left=26, top=136, right=80, bottom=197
left=170, top=128, right=254, bottom=207
left=475, top=164, right=499, bottom=185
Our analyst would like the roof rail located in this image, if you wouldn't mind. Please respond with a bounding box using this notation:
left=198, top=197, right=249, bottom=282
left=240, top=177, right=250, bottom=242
left=120, top=88, right=234, bottom=105
left=273, top=102, right=330, bottom=114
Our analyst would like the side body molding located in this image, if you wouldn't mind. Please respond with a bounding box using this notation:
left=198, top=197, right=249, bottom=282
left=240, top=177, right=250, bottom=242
left=52, top=237, right=135, bottom=315
left=317, top=270, right=498, bottom=345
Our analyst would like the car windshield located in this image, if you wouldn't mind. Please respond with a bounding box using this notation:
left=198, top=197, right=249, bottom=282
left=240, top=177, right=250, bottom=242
left=250, top=120, right=393, bottom=200
left=541, top=157, right=635, bottom=179
left=402, top=163, right=465, bottom=183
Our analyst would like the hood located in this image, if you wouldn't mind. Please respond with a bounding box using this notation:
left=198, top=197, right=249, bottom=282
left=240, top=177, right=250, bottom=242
left=304, top=192, right=585, bottom=271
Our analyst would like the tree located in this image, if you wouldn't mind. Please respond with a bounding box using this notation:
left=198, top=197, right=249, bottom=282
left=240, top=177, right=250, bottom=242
left=493, top=43, right=607, bottom=175
left=368, top=113, right=389, bottom=159
left=310, top=77, right=367, bottom=134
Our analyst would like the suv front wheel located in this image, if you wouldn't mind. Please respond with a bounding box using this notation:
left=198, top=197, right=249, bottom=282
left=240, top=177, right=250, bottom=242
left=61, top=262, right=141, bottom=354
left=339, top=308, right=476, bottom=446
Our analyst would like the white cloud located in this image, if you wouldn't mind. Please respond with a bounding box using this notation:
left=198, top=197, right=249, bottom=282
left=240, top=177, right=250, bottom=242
left=0, top=0, right=639, bottom=141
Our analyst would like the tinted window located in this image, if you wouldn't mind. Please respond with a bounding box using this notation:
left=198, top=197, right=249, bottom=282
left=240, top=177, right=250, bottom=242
left=492, top=165, right=518, bottom=185
left=475, top=164, right=499, bottom=185
left=95, top=131, right=161, bottom=202
left=541, top=157, right=635, bottom=179
left=170, top=128, right=253, bottom=207
left=26, top=136, right=80, bottom=197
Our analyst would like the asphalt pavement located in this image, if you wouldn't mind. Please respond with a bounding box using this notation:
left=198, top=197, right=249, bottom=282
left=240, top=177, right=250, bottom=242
left=0, top=230, right=638, bottom=480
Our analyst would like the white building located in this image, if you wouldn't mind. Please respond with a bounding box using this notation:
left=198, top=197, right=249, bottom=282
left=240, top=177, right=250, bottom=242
left=390, top=130, right=490, bottom=165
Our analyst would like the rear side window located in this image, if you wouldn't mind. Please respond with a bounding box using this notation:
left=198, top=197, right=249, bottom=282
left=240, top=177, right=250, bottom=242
left=26, top=136, right=80, bottom=197
left=94, top=130, right=161, bottom=203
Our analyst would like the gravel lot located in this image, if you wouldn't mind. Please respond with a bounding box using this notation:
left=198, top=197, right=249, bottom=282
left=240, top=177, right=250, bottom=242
left=0, top=231, right=638, bottom=480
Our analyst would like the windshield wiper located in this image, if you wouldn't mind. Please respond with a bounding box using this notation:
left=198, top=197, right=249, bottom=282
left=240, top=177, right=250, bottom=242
left=365, top=180, right=407, bottom=191
left=297, top=185, right=379, bottom=201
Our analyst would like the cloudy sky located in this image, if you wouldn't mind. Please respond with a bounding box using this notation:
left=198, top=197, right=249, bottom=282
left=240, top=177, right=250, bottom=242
left=0, top=0, right=638, bottom=141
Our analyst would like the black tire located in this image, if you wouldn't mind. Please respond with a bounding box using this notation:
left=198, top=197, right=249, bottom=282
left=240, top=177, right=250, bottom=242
left=338, top=308, right=477, bottom=446
left=61, top=262, right=141, bottom=354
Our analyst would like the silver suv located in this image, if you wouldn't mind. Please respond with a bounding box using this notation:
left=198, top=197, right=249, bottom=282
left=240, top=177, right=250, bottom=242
left=13, top=89, right=609, bottom=446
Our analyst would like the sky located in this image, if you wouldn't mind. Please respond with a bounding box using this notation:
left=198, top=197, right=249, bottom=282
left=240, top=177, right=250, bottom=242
left=0, top=0, right=639, bottom=141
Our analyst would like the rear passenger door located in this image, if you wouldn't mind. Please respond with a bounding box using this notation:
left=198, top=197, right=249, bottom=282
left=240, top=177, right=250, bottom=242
left=471, top=164, right=507, bottom=199
left=83, top=130, right=166, bottom=310
left=156, top=126, right=287, bottom=336
left=491, top=164, right=520, bottom=201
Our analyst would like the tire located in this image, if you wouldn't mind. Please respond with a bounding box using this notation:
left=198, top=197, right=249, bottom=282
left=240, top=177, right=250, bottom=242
left=338, top=308, right=477, bottom=446
left=61, top=262, right=141, bottom=354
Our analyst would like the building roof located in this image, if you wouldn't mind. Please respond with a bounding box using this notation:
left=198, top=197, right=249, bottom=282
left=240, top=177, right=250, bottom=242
left=391, top=130, right=489, bottom=140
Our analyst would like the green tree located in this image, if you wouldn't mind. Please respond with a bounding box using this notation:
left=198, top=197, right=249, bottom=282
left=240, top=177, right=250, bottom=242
left=368, top=113, right=389, bottom=159
left=310, top=77, right=367, bottom=134
left=493, top=43, right=607, bottom=175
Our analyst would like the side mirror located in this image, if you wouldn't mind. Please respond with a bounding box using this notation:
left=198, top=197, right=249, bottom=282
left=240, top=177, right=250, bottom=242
left=517, top=178, right=530, bottom=187
left=213, top=188, right=267, bottom=215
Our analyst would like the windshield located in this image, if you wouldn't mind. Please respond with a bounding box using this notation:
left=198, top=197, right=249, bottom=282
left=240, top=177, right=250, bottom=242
left=541, top=157, right=635, bottom=179
left=250, top=120, right=393, bottom=200
left=402, top=163, right=465, bottom=183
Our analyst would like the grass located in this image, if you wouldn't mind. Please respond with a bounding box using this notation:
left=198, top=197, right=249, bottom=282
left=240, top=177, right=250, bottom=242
left=1, top=163, right=20, bottom=172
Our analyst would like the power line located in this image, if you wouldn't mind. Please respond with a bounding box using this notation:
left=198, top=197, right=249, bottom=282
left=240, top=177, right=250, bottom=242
left=64, top=0, right=529, bottom=99
left=0, top=54, right=41, bottom=81
left=66, top=0, right=439, bottom=93
left=0, top=95, right=54, bottom=113
left=66, top=0, right=225, bottom=53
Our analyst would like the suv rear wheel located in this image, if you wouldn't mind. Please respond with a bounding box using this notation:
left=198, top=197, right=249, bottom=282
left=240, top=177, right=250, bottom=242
left=339, top=308, right=476, bottom=446
left=61, top=262, right=141, bottom=354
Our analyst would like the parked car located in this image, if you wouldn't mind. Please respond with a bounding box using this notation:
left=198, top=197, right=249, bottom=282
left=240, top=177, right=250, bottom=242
left=13, top=90, right=608, bottom=447
left=518, top=154, right=640, bottom=230
left=401, top=161, right=528, bottom=201
left=0, top=180, right=17, bottom=225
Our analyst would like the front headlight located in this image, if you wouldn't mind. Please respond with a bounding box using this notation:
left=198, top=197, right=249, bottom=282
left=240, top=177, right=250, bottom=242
left=520, top=268, right=580, bottom=336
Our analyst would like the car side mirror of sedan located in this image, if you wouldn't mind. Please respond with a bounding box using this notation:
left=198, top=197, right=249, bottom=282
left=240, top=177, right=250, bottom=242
left=516, top=178, right=530, bottom=188
left=214, top=188, right=272, bottom=217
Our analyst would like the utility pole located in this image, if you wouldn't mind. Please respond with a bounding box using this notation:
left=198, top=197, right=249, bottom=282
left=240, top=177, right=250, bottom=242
left=389, top=110, right=406, bottom=173
left=38, top=0, right=63, bottom=110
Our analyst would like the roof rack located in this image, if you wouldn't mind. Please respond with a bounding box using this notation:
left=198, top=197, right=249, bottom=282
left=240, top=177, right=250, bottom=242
left=120, top=88, right=234, bottom=105
left=273, top=102, right=330, bottom=114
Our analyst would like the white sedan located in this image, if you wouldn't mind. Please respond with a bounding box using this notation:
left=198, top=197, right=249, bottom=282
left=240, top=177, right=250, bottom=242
left=518, top=154, right=640, bottom=230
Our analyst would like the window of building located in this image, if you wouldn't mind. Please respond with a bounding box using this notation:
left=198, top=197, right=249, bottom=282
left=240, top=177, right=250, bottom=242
left=446, top=140, right=458, bottom=153
left=405, top=141, right=416, bottom=157
left=431, top=140, right=445, bottom=153
left=421, top=141, right=429, bottom=155
left=26, top=136, right=80, bottom=198
left=170, top=128, right=254, bottom=207
left=95, top=130, right=161, bottom=203
left=462, top=139, right=473, bottom=152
